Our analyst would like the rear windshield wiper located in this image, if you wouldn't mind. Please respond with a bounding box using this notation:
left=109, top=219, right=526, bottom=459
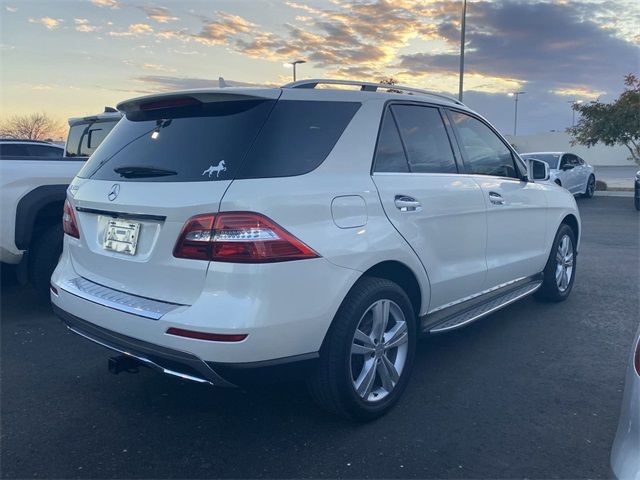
left=114, top=165, right=178, bottom=178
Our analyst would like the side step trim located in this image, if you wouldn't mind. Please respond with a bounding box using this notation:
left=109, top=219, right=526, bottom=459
left=428, top=281, right=542, bottom=334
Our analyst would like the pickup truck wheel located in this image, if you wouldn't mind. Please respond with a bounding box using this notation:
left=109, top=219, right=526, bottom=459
left=535, top=224, right=576, bottom=302
left=307, top=277, right=416, bottom=421
left=29, top=224, right=63, bottom=301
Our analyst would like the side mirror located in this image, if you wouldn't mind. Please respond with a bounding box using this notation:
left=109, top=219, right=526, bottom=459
left=528, top=158, right=550, bottom=182
left=561, top=164, right=575, bottom=171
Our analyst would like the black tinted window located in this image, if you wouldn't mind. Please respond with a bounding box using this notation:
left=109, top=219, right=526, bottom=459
left=79, top=121, right=119, bottom=157
left=67, top=120, right=119, bottom=157
left=373, top=110, right=408, bottom=173
left=238, top=101, right=360, bottom=179
left=450, top=111, right=518, bottom=178
left=26, top=145, right=63, bottom=157
left=391, top=105, right=457, bottom=174
left=0, top=144, right=29, bottom=157
left=78, top=100, right=276, bottom=182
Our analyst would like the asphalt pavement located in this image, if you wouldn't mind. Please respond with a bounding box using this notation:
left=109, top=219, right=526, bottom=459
left=1, top=196, right=638, bottom=479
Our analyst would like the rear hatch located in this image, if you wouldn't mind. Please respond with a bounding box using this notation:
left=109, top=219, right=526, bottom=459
left=68, top=89, right=281, bottom=305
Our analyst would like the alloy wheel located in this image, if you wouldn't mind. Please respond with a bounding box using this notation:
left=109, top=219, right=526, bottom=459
left=350, top=299, right=409, bottom=402
left=555, top=234, right=574, bottom=292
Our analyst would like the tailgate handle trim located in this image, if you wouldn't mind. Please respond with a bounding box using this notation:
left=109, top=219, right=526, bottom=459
left=75, top=206, right=166, bottom=222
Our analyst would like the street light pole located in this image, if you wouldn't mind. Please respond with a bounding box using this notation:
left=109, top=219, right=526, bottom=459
left=508, top=91, right=526, bottom=136
left=567, top=99, right=583, bottom=127
left=287, top=60, right=306, bottom=82
left=458, top=0, right=467, bottom=102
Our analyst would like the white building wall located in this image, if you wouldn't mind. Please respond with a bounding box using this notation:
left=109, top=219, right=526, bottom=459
left=505, top=132, right=633, bottom=166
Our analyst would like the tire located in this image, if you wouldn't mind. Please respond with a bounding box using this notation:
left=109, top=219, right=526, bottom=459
left=535, top=224, right=576, bottom=302
left=28, top=224, right=63, bottom=301
left=635, top=184, right=640, bottom=211
left=583, top=175, right=595, bottom=198
left=307, top=277, right=417, bottom=421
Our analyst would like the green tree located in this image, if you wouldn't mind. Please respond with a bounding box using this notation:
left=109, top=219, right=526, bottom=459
left=568, top=74, right=640, bottom=166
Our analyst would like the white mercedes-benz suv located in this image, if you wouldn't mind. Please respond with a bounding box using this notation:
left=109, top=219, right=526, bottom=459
left=51, top=79, right=580, bottom=420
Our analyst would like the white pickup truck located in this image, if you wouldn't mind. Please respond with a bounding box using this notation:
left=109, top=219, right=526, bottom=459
left=0, top=110, right=121, bottom=298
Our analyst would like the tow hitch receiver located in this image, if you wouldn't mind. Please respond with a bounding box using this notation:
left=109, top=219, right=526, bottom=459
left=108, top=355, right=141, bottom=375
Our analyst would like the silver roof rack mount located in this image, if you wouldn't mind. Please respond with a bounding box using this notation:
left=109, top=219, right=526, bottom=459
left=282, top=79, right=465, bottom=106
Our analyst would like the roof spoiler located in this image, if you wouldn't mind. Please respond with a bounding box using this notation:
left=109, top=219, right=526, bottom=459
left=116, top=89, right=281, bottom=114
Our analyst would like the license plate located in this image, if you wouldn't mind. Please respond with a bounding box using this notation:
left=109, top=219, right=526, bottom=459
left=103, top=219, right=140, bottom=255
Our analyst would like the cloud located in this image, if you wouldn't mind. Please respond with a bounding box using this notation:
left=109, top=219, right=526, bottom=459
left=91, top=0, right=119, bottom=8
left=140, top=6, right=178, bottom=23
left=109, top=23, right=154, bottom=37
left=142, top=63, right=176, bottom=73
left=396, top=1, right=639, bottom=95
left=29, top=17, right=63, bottom=30
left=134, top=75, right=259, bottom=92
left=74, top=18, right=98, bottom=33
left=5, top=6, right=17, bottom=13
left=191, top=12, right=254, bottom=45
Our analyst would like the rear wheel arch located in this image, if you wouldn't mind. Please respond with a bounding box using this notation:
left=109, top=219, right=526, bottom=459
left=360, top=261, right=422, bottom=319
left=322, top=260, right=423, bottom=350
left=15, top=185, right=68, bottom=250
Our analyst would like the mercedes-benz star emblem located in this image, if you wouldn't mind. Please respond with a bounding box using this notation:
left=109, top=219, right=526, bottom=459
left=108, top=184, right=120, bottom=201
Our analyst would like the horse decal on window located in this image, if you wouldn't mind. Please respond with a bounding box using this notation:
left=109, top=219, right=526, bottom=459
left=202, top=160, right=227, bottom=178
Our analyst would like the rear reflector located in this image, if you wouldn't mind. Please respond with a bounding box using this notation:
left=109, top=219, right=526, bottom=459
left=63, top=199, right=80, bottom=239
left=166, top=327, right=247, bottom=342
left=173, top=212, right=319, bottom=263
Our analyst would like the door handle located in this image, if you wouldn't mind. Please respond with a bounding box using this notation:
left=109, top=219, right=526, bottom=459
left=394, top=195, right=422, bottom=212
left=488, top=191, right=505, bottom=205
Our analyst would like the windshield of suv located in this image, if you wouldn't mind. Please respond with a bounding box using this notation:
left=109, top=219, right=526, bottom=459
left=78, top=99, right=361, bottom=182
left=522, top=153, right=561, bottom=169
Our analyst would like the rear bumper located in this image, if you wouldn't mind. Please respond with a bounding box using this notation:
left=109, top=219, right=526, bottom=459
left=54, top=305, right=321, bottom=387
left=54, top=305, right=236, bottom=387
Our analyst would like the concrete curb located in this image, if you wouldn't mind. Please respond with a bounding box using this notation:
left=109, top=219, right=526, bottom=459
left=594, top=191, right=634, bottom=198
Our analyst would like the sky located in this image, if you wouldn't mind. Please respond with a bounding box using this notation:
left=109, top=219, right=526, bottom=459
left=1, top=0, right=639, bottom=135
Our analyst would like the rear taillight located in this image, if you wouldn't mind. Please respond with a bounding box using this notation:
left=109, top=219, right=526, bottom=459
left=63, top=199, right=80, bottom=239
left=173, top=212, right=319, bottom=263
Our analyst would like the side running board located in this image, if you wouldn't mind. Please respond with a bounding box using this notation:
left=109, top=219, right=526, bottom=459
left=427, top=281, right=542, bottom=334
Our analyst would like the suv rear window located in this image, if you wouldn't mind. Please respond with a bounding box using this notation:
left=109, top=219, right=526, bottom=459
left=78, top=99, right=360, bottom=182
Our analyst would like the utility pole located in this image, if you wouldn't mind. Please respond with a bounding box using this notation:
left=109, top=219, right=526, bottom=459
left=508, top=91, right=526, bottom=136
left=458, top=0, right=467, bottom=102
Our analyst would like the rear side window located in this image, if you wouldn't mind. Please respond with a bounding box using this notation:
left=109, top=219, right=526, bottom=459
left=0, top=144, right=29, bottom=157
left=391, top=105, right=457, bottom=174
left=26, top=145, right=63, bottom=157
left=237, top=101, right=361, bottom=179
left=373, top=110, right=409, bottom=173
left=450, top=111, right=518, bottom=178
left=78, top=100, right=277, bottom=182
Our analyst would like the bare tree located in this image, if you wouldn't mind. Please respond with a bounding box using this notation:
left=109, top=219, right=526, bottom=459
left=0, top=113, right=65, bottom=141
left=379, top=77, right=403, bottom=94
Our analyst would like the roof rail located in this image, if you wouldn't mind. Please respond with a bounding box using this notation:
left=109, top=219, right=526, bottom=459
left=282, top=79, right=466, bottom=106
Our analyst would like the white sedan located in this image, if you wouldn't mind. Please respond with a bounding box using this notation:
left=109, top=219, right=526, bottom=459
left=522, top=152, right=596, bottom=198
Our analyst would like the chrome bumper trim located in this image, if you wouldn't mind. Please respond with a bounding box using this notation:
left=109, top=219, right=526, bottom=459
left=68, top=326, right=211, bottom=384
left=60, top=277, right=183, bottom=320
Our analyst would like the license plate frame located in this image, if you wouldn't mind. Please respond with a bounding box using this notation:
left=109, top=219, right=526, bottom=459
left=103, top=219, right=141, bottom=256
